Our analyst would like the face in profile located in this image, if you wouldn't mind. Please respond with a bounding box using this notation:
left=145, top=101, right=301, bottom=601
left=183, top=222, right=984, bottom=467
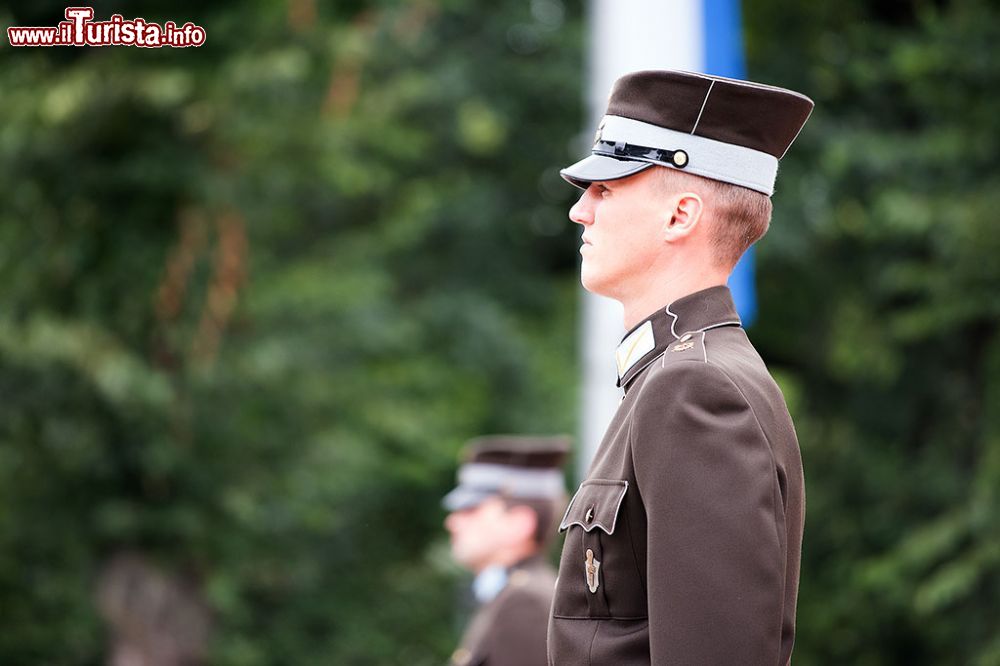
left=569, top=170, right=668, bottom=300
left=444, top=496, right=531, bottom=573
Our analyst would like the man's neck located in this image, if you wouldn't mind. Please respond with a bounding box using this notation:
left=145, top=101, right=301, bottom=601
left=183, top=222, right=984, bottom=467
left=473, top=543, right=539, bottom=575
left=621, top=268, right=729, bottom=330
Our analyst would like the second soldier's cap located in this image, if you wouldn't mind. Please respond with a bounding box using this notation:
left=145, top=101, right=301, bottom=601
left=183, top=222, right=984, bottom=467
left=561, top=70, right=814, bottom=195
left=442, top=435, right=570, bottom=512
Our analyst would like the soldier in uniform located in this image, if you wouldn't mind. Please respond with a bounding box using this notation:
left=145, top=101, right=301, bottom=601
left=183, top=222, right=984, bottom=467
left=443, top=435, right=569, bottom=666
left=547, top=70, right=814, bottom=665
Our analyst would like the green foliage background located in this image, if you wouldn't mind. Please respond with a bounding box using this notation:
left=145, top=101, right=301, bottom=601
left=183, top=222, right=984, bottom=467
left=0, top=0, right=997, bottom=664
left=747, top=1, right=1000, bottom=663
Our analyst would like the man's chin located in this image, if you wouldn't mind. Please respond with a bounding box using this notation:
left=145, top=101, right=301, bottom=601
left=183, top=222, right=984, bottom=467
left=580, top=271, right=613, bottom=298
left=451, top=549, right=482, bottom=570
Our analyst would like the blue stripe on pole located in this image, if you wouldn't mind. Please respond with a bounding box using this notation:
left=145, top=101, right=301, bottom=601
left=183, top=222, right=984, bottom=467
left=703, top=0, right=746, bottom=78
left=702, top=0, right=757, bottom=326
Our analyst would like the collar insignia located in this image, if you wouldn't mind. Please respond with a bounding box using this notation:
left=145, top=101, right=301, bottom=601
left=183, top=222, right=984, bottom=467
left=671, top=333, right=695, bottom=352
left=615, top=320, right=655, bottom=378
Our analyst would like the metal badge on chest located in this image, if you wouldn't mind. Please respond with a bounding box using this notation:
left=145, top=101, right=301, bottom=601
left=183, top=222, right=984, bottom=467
left=585, top=548, right=601, bottom=594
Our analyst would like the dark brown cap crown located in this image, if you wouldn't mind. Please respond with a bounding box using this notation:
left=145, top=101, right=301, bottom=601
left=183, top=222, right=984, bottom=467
left=465, top=435, right=571, bottom=469
left=607, top=70, right=814, bottom=159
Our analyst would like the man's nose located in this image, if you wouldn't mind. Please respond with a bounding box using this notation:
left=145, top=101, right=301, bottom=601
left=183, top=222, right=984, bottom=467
left=569, top=189, right=594, bottom=226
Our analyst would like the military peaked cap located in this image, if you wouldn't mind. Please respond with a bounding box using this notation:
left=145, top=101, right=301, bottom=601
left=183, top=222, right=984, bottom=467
left=561, top=70, right=814, bottom=195
left=442, top=435, right=570, bottom=512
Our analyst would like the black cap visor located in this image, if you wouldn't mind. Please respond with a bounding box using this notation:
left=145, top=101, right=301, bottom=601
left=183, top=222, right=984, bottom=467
left=559, top=154, right=654, bottom=190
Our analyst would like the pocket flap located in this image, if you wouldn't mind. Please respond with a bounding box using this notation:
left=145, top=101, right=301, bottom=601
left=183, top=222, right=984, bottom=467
left=558, top=479, right=628, bottom=535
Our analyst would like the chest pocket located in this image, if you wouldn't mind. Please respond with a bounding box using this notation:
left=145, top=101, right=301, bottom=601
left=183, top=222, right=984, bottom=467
left=559, top=479, right=628, bottom=534
left=555, top=479, right=642, bottom=619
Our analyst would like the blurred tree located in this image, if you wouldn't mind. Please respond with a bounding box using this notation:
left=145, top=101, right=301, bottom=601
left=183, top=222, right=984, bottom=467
left=745, top=0, right=1000, bottom=663
left=0, top=0, right=582, bottom=663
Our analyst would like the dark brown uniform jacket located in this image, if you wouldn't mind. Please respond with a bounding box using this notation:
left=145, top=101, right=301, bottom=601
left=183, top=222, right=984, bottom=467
left=451, top=557, right=557, bottom=666
left=547, top=286, right=804, bottom=665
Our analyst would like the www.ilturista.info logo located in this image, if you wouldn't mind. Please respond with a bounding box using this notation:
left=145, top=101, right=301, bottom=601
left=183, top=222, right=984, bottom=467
left=7, top=7, right=206, bottom=48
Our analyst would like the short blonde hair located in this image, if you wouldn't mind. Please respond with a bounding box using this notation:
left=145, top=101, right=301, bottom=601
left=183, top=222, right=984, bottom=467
left=656, top=167, right=772, bottom=269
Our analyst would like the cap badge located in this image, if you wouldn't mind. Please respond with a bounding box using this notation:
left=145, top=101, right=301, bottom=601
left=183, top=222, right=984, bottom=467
left=593, top=118, right=606, bottom=147
left=585, top=548, right=601, bottom=594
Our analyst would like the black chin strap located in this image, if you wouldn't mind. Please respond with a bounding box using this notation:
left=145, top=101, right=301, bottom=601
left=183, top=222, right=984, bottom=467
left=592, top=139, right=689, bottom=169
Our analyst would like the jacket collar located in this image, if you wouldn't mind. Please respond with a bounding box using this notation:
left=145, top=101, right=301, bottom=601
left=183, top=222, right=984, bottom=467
left=472, top=554, right=544, bottom=604
left=615, top=285, right=742, bottom=390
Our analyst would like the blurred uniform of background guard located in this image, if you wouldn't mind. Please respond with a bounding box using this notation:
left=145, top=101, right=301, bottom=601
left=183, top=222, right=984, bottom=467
left=442, top=436, right=569, bottom=666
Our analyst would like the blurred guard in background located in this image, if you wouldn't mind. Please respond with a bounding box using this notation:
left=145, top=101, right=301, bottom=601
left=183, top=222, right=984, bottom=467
left=443, top=436, right=569, bottom=666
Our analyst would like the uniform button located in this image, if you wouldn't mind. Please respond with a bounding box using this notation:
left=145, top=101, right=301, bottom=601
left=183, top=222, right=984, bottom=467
left=509, top=570, right=530, bottom=587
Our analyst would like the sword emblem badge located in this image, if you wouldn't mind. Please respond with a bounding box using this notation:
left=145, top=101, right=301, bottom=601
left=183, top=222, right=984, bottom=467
left=585, top=548, right=601, bottom=594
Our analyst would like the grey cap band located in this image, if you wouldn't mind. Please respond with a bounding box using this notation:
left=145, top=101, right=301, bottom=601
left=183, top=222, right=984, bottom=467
left=562, top=115, right=780, bottom=195
left=442, top=463, right=566, bottom=511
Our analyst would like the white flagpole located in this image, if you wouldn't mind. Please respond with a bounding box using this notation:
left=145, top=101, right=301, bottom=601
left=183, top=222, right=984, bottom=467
left=578, top=0, right=704, bottom=478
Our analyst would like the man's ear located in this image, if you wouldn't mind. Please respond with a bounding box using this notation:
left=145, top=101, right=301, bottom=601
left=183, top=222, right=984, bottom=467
left=505, top=505, right=539, bottom=543
left=663, top=192, right=704, bottom=242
